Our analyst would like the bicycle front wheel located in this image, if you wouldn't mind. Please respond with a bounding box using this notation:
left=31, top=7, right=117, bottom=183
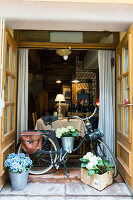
left=96, top=139, right=119, bottom=178
left=17, top=135, right=58, bottom=175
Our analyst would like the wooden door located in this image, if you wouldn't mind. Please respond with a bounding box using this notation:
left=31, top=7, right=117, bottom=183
left=116, top=25, right=133, bottom=192
left=0, top=20, right=18, bottom=190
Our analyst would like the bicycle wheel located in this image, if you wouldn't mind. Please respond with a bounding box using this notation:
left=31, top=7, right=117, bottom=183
left=96, top=139, right=119, bottom=178
left=17, top=135, right=58, bottom=175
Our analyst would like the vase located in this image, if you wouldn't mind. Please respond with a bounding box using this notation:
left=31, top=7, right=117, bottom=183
left=61, top=137, right=74, bottom=153
left=81, top=168, right=113, bottom=191
left=9, top=170, right=29, bottom=191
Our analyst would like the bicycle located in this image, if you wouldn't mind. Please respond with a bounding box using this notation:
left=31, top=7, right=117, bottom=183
left=16, top=107, right=118, bottom=178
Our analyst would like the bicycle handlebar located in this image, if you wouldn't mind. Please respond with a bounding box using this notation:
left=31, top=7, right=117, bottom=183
left=67, top=106, right=98, bottom=122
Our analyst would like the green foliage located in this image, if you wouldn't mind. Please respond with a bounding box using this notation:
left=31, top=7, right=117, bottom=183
left=80, top=152, right=114, bottom=176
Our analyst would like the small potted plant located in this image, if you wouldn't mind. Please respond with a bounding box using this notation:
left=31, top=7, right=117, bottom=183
left=4, top=153, right=32, bottom=191
left=56, top=126, right=79, bottom=152
left=80, top=152, right=114, bottom=191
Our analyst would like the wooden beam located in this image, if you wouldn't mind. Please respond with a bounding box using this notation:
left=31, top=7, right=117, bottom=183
left=14, top=30, right=20, bottom=42
left=113, top=32, right=120, bottom=46
left=17, top=42, right=116, bottom=50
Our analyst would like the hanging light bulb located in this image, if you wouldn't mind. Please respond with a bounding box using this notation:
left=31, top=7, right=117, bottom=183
left=56, top=80, right=61, bottom=84
left=63, top=55, right=68, bottom=60
left=71, top=79, right=80, bottom=83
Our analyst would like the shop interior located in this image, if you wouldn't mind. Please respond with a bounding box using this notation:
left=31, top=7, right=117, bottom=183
left=28, top=49, right=99, bottom=130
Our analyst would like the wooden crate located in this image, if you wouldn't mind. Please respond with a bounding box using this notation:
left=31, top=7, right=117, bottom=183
left=81, top=168, right=113, bottom=191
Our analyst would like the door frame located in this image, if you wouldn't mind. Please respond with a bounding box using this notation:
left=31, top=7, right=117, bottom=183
left=0, top=28, right=119, bottom=190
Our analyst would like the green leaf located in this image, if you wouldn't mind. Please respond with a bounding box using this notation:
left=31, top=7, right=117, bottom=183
left=104, top=161, right=109, bottom=166
left=92, top=165, right=98, bottom=169
left=72, top=133, right=77, bottom=137
left=79, top=158, right=87, bottom=162
left=109, top=164, right=114, bottom=168
left=88, top=170, right=95, bottom=176
left=81, top=163, right=87, bottom=168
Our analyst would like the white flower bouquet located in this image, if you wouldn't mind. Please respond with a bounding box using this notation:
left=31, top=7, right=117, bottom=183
left=56, top=126, right=79, bottom=138
left=4, top=153, right=32, bottom=173
left=80, top=152, right=114, bottom=176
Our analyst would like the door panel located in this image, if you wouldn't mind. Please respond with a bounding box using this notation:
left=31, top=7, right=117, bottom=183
left=0, top=20, right=17, bottom=190
left=116, top=25, right=133, bottom=192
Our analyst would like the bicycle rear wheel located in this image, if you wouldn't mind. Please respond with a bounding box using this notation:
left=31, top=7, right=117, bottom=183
left=96, top=139, right=119, bottom=178
left=17, top=135, right=58, bottom=175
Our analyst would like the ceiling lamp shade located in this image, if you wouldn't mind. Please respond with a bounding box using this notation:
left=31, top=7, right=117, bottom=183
left=56, top=49, right=71, bottom=60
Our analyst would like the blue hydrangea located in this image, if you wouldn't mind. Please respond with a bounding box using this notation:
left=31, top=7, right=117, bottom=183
left=4, top=153, right=32, bottom=173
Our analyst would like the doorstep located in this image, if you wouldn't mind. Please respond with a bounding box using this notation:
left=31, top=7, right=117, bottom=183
left=0, top=182, right=132, bottom=199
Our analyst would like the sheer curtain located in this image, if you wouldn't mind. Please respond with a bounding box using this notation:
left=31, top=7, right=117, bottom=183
left=17, top=49, right=28, bottom=139
left=98, top=50, right=115, bottom=154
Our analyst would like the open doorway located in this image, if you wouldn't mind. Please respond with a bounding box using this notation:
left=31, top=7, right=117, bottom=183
left=28, top=49, right=99, bottom=130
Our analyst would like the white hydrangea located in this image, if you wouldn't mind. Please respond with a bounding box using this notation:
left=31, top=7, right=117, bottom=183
left=86, top=162, right=93, bottom=170
left=83, top=152, right=93, bottom=160
left=89, top=156, right=98, bottom=166
left=67, top=126, right=74, bottom=130
left=56, top=125, right=78, bottom=138
left=97, top=156, right=102, bottom=161
left=56, top=128, right=63, bottom=138
left=61, top=127, right=66, bottom=134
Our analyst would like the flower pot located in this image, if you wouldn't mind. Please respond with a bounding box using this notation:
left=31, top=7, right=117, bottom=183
left=61, top=137, right=74, bottom=153
left=81, top=168, right=113, bottom=191
left=9, top=170, right=29, bottom=191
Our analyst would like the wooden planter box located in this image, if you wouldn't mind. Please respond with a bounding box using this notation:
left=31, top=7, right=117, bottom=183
left=81, top=168, right=113, bottom=191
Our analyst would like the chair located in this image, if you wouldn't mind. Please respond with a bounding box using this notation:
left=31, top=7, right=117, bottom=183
left=32, top=112, right=37, bottom=129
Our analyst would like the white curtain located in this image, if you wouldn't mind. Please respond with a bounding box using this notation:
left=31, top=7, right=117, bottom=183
left=17, top=49, right=28, bottom=139
left=98, top=50, right=115, bottom=154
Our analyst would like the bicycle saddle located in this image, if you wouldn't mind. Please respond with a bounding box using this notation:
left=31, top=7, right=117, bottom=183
left=42, top=116, right=58, bottom=126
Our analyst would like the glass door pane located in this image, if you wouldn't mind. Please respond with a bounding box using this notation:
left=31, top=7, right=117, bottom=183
left=119, top=79, right=122, bottom=104
left=124, top=44, right=128, bottom=72
left=10, top=106, right=14, bottom=131
left=4, top=106, right=9, bottom=134
left=124, top=76, right=129, bottom=104
left=4, top=74, right=10, bottom=102
left=11, top=78, right=15, bottom=103
left=119, top=51, right=122, bottom=75
left=124, top=107, right=129, bottom=135
left=119, top=107, right=122, bottom=132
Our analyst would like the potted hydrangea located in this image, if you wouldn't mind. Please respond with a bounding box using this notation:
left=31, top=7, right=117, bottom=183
left=4, top=153, right=32, bottom=191
left=80, top=152, right=114, bottom=191
left=56, top=126, right=79, bottom=152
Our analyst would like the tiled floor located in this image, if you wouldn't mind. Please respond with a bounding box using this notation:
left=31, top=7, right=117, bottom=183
left=28, top=167, right=124, bottom=183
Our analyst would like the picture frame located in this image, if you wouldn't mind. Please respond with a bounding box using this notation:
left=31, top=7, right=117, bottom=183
left=62, top=85, right=71, bottom=99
